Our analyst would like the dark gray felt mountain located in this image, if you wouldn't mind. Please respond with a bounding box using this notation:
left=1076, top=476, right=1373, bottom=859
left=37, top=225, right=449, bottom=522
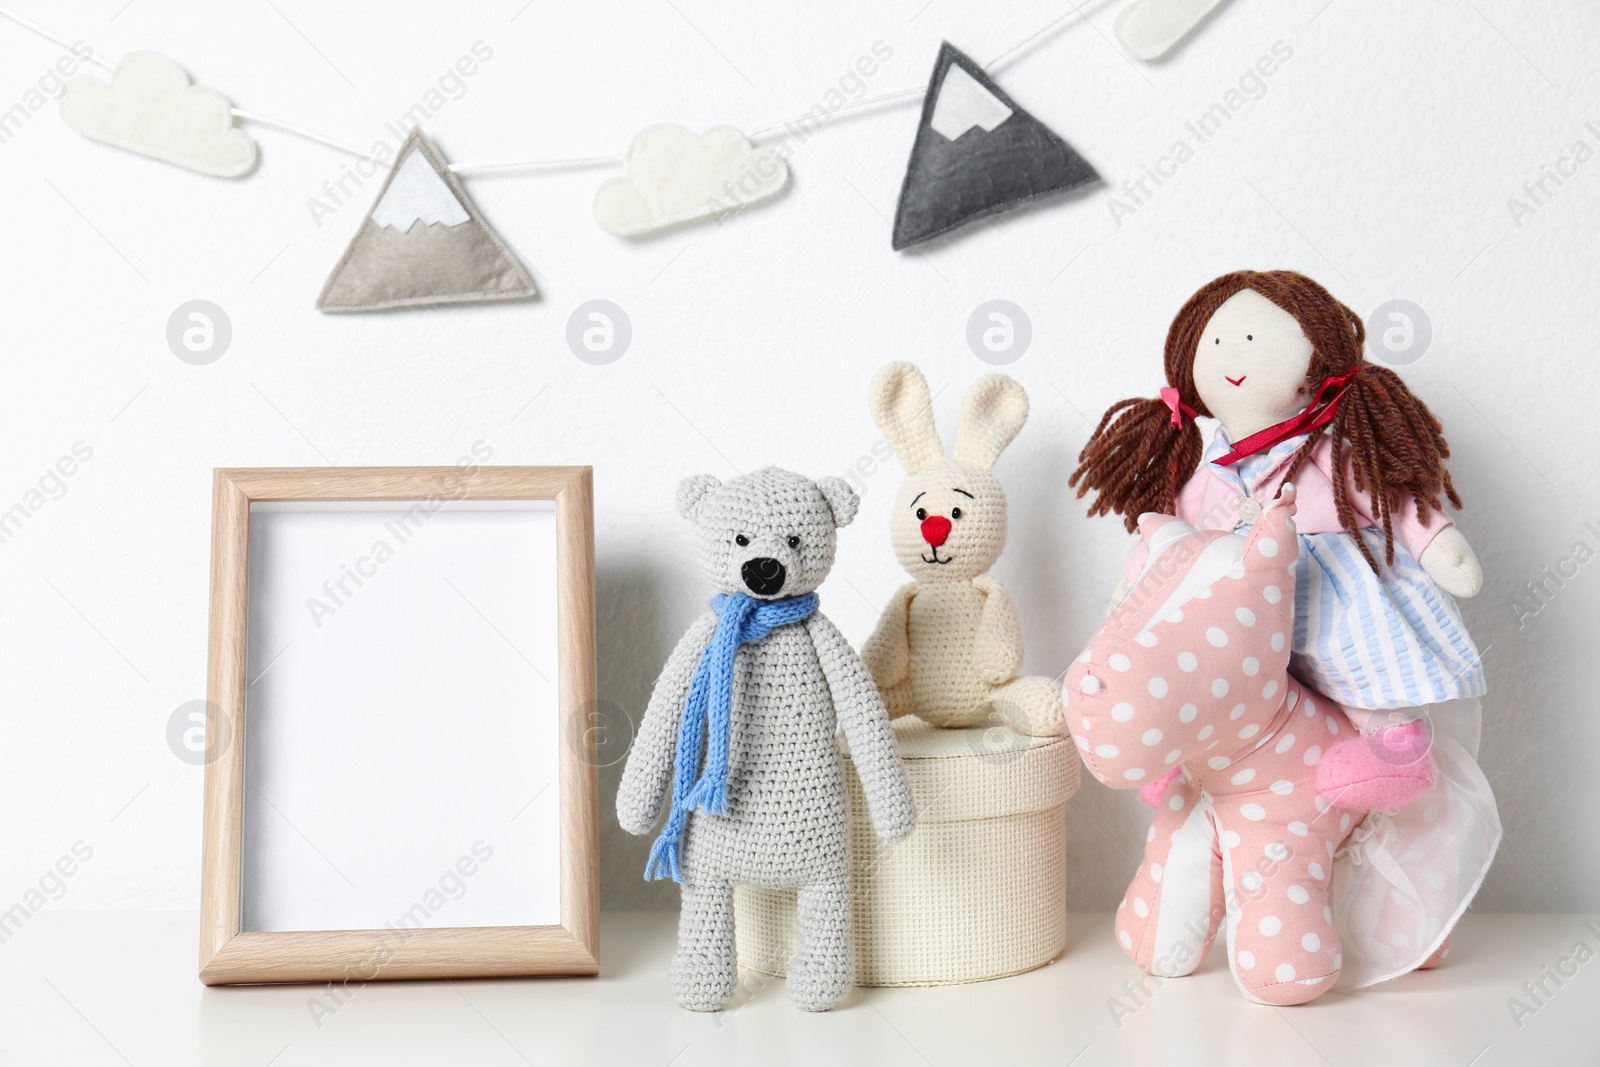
left=892, top=42, right=1100, bottom=251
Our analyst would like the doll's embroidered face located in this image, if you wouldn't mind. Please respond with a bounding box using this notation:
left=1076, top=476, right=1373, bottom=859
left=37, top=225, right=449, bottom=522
left=1192, top=289, right=1315, bottom=441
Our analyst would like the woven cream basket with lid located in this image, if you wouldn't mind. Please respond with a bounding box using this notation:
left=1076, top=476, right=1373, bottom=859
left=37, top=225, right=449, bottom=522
left=734, top=717, right=1079, bottom=986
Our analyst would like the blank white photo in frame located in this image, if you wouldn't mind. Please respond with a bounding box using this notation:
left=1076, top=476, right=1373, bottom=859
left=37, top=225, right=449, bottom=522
left=239, top=499, right=560, bottom=933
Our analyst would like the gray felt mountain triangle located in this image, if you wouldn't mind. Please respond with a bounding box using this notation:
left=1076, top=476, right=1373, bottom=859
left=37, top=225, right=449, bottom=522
left=317, top=129, right=536, bottom=312
left=891, top=42, right=1100, bottom=251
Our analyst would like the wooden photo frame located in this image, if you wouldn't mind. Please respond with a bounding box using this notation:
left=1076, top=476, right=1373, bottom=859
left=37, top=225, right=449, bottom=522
left=199, top=466, right=598, bottom=985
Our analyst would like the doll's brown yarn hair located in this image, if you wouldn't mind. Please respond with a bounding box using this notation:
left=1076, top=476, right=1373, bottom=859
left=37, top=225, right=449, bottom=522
left=1069, top=270, right=1461, bottom=570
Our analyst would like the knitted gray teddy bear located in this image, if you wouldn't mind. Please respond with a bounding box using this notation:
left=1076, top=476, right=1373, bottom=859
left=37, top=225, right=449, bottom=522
left=617, top=466, right=917, bottom=1012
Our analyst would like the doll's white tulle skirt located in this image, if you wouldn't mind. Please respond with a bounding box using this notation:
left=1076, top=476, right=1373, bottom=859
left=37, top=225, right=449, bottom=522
left=1329, top=697, right=1501, bottom=988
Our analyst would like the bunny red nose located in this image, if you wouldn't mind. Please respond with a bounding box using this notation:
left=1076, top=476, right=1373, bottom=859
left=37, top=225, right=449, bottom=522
left=920, top=515, right=952, bottom=547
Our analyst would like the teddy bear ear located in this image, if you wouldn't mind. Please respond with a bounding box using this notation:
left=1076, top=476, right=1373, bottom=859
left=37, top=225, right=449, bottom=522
left=953, top=374, right=1028, bottom=471
left=676, top=474, right=720, bottom=521
left=816, top=477, right=859, bottom=529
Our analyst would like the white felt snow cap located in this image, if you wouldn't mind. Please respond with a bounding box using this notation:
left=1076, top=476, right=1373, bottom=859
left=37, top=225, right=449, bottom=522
left=593, top=125, right=787, bottom=237
left=59, top=51, right=256, bottom=177
left=1115, top=0, right=1230, bottom=61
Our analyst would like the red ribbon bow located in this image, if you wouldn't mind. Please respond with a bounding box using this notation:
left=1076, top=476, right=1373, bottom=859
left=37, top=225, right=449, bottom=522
left=1211, top=366, right=1363, bottom=466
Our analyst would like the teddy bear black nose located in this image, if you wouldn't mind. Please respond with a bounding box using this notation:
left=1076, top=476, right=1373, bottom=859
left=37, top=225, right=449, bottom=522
left=741, top=557, right=787, bottom=596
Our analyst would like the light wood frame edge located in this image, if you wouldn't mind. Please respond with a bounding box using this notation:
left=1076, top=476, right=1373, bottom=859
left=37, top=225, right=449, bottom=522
left=199, top=466, right=598, bottom=985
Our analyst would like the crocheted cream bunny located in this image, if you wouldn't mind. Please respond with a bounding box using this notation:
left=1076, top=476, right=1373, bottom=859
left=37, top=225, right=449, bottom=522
left=861, top=361, right=1063, bottom=737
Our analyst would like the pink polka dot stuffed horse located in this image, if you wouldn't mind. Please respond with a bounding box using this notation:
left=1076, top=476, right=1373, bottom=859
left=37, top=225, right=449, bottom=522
left=1066, top=486, right=1378, bottom=1005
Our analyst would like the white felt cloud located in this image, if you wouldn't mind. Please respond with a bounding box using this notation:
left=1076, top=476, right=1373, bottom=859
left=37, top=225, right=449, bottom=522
left=1115, top=0, right=1230, bottom=60
left=593, top=125, right=787, bottom=237
left=59, top=51, right=256, bottom=178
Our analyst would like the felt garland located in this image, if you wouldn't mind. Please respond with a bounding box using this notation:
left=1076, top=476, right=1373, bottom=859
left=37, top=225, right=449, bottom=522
left=594, top=125, right=788, bottom=237
left=1115, top=0, right=1231, bottom=60
left=1, top=5, right=1220, bottom=308
left=892, top=42, right=1099, bottom=250
left=59, top=50, right=256, bottom=177
left=316, top=129, right=536, bottom=312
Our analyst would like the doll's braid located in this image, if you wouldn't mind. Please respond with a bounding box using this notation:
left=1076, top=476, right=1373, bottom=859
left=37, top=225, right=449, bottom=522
left=1071, top=273, right=1233, bottom=532
left=1071, top=396, right=1203, bottom=531
left=1279, top=285, right=1461, bottom=568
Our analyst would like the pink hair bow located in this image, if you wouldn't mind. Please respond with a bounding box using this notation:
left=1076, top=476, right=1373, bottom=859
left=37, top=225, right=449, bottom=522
left=1160, top=386, right=1198, bottom=427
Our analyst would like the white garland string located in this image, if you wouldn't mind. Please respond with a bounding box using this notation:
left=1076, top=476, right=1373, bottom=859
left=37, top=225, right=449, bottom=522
left=226, top=107, right=379, bottom=162
left=0, top=3, right=113, bottom=70
left=448, top=152, right=623, bottom=173
left=742, top=85, right=928, bottom=142
left=0, top=2, right=1105, bottom=176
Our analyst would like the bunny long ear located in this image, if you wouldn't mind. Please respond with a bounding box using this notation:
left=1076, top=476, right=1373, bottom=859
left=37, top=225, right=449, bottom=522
left=870, top=362, right=944, bottom=475
left=954, top=374, right=1028, bottom=470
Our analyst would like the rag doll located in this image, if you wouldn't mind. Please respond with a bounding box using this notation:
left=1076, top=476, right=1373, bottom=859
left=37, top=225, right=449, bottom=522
left=1071, top=270, right=1485, bottom=811
left=1066, top=486, right=1499, bottom=1005
left=616, top=467, right=917, bottom=1012
left=861, top=361, right=1063, bottom=737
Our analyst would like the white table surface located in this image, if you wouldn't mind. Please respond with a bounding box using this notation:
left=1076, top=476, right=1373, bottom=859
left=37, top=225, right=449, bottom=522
left=2, top=911, right=1593, bottom=1065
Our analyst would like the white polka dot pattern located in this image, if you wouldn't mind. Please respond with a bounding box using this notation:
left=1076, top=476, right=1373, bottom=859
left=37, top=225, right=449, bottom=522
left=1065, top=498, right=1359, bottom=1005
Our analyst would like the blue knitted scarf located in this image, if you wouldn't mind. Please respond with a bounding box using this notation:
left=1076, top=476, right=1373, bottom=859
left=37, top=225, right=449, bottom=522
left=644, top=590, right=819, bottom=882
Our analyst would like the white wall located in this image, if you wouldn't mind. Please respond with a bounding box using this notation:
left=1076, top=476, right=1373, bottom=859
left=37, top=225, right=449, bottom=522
left=2, top=0, right=1596, bottom=916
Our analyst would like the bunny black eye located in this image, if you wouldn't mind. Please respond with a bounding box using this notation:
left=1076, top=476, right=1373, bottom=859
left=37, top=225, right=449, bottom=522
left=1246, top=334, right=1253, bottom=341
left=915, top=507, right=927, bottom=520
left=735, top=534, right=749, bottom=547
left=951, top=507, right=963, bottom=520
left=787, top=535, right=800, bottom=548
left=1213, top=338, right=1220, bottom=345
